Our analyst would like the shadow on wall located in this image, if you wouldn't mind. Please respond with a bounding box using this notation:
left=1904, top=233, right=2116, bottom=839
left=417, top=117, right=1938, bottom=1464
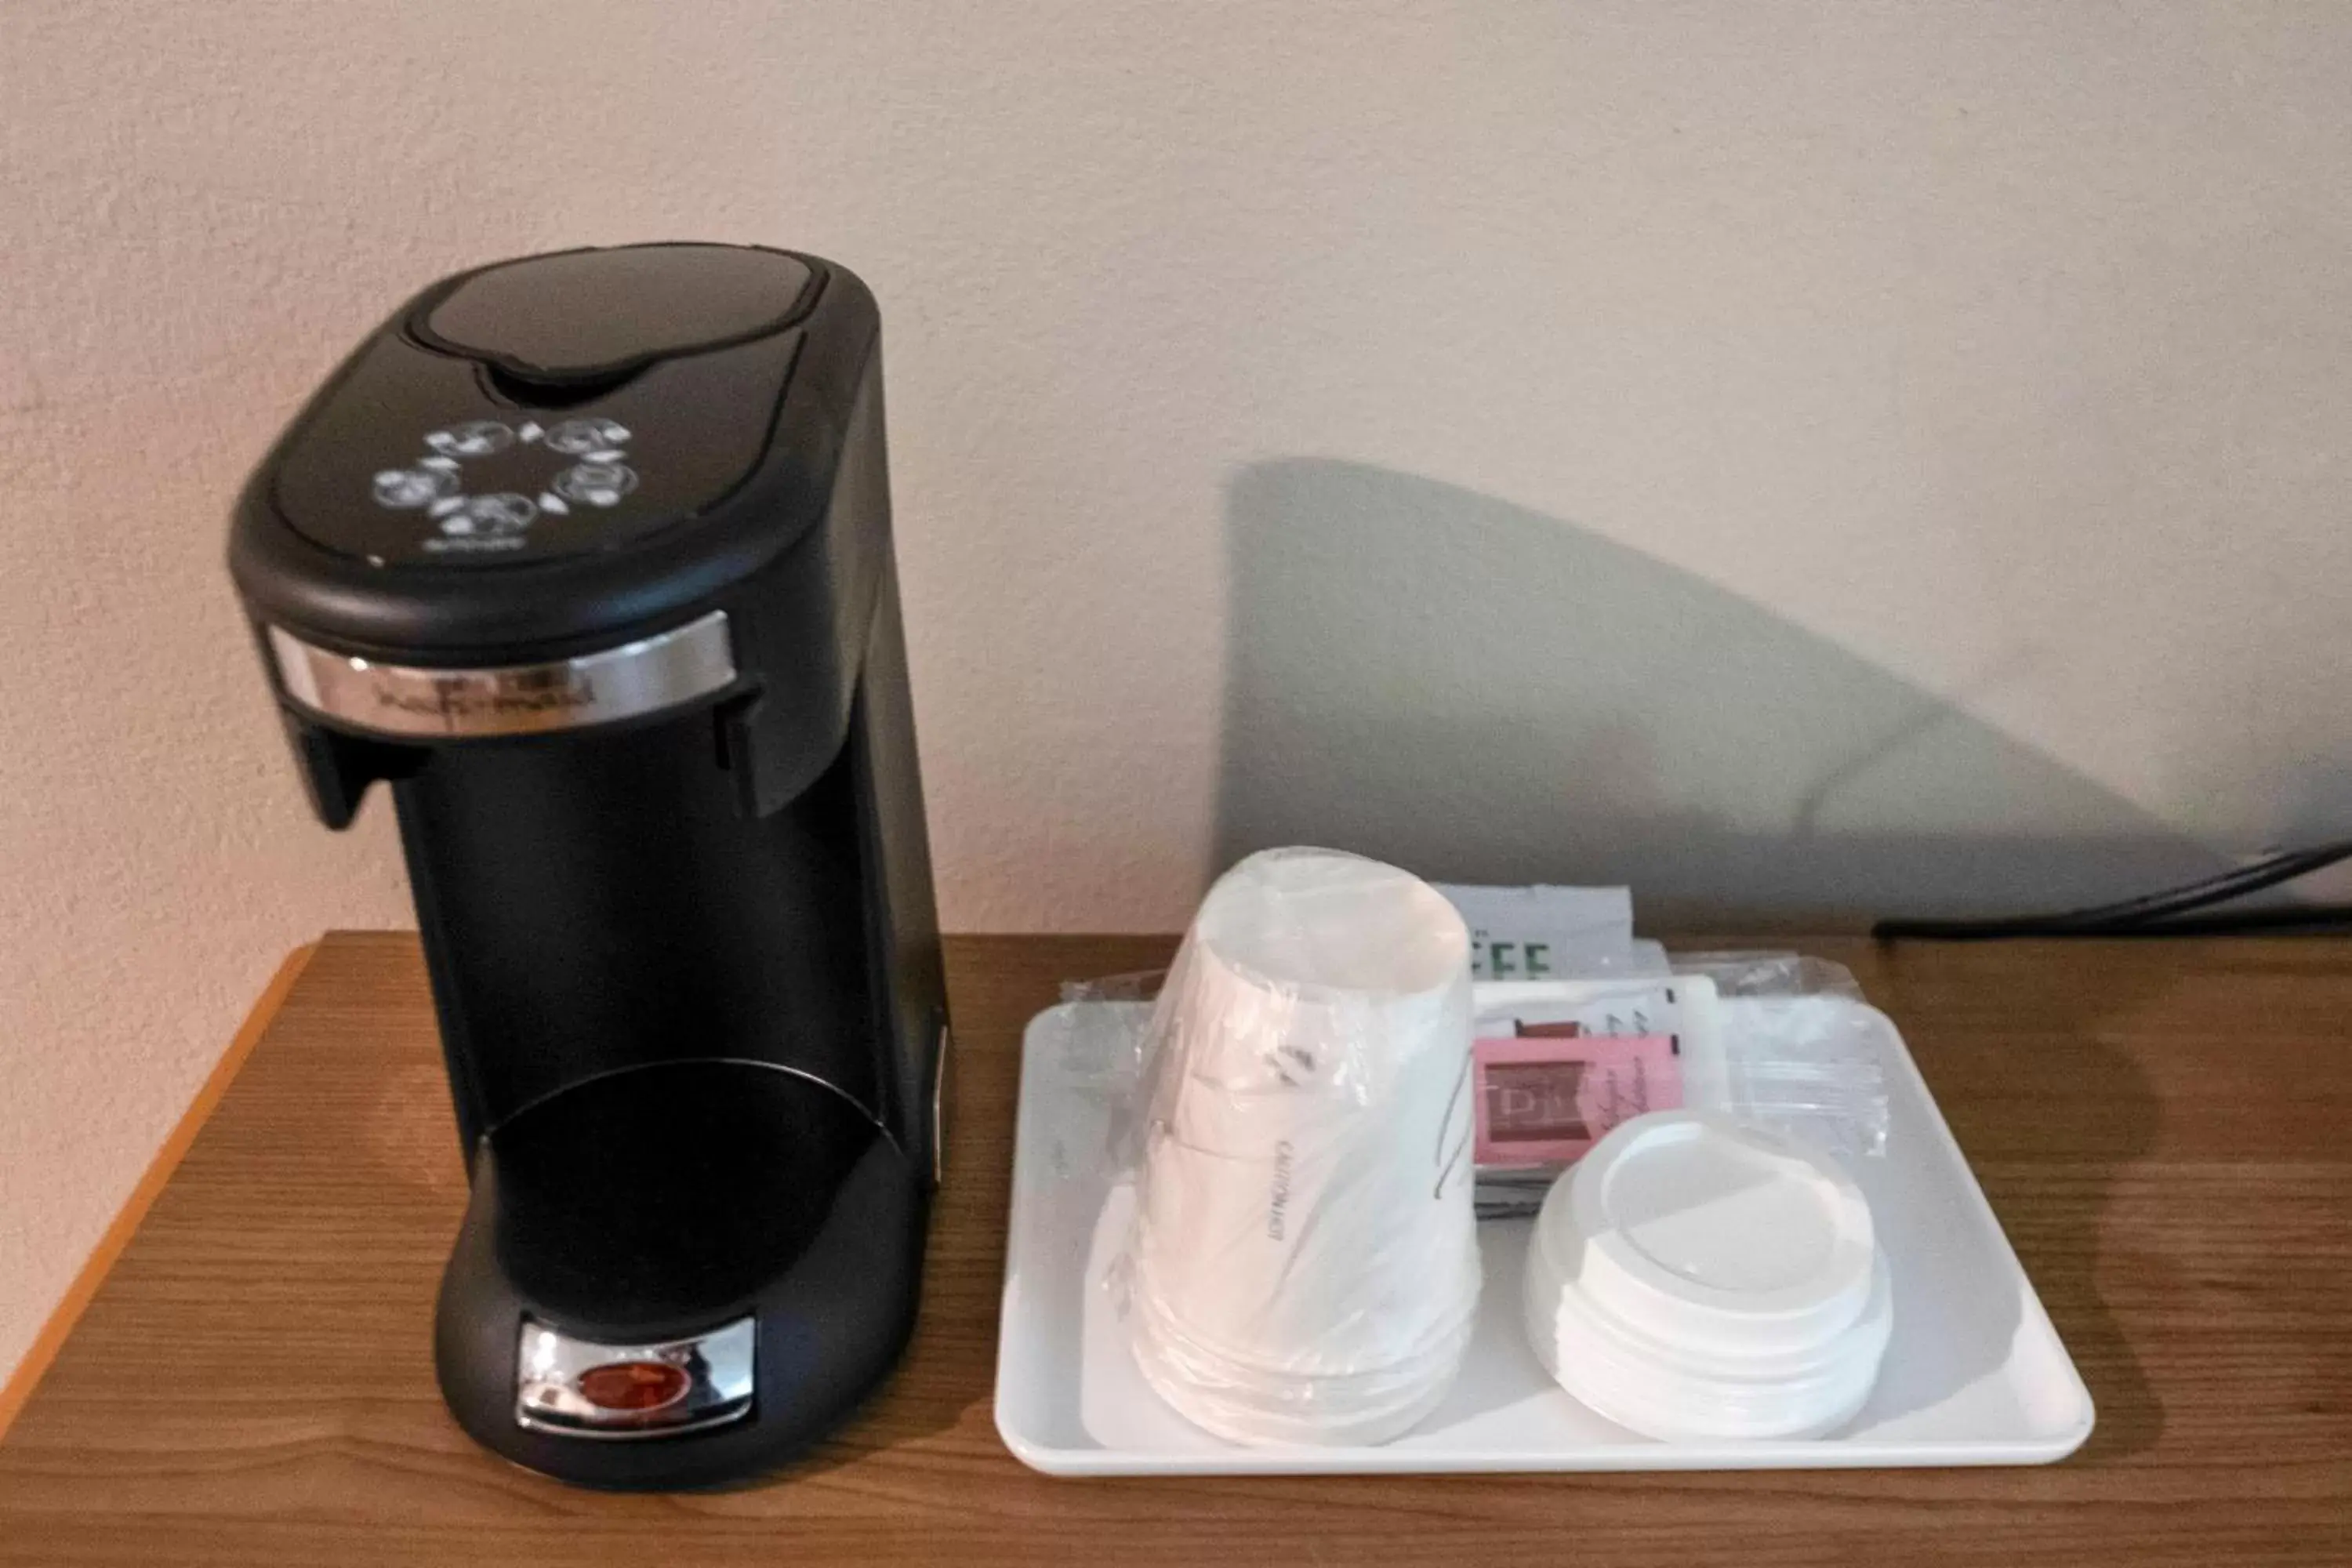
left=1214, top=459, right=2232, bottom=927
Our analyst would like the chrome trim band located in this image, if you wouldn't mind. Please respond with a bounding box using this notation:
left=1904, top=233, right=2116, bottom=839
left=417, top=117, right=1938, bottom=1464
left=489, top=1056, right=889, bottom=1145
left=515, top=1315, right=756, bottom=1439
left=933, top=1022, right=953, bottom=1189
left=267, top=610, right=735, bottom=739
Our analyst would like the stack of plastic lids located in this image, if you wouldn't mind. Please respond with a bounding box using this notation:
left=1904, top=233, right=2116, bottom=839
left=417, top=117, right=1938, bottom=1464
left=1523, top=1111, right=1892, bottom=1441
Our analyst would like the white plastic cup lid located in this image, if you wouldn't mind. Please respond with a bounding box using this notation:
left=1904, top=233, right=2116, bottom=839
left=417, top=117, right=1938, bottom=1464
left=1538, top=1111, right=1876, bottom=1357
left=1526, top=1111, right=1893, bottom=1441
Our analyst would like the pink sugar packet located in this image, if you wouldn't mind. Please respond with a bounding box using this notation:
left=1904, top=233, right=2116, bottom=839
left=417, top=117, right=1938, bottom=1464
left=1472, top=1032, right=1683, bottom=1167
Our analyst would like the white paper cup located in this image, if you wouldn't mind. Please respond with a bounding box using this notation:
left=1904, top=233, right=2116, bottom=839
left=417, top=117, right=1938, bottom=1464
left=1126, top=850, right=1481, bottom=1442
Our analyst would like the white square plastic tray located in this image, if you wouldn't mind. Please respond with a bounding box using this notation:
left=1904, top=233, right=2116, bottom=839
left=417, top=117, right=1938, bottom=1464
left=993, top=999, right=2093, bottom=1475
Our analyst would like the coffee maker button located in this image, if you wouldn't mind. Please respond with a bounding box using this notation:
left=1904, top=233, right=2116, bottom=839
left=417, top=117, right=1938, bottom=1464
left=543, top=418, right=632, bottom=456
left=373, top=467, right=457, bottom=509
left=554, top=462, right=639, bottom=508
left=439, top=493, right=539, bottom=537
left=577, top=1362, right=691, bottom=1413
left=423, top=420, right=516, bottom=459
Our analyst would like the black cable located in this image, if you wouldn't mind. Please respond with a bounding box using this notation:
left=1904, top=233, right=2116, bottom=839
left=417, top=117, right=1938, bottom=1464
left=1877, top=902, right=2352, bottom=940
left=1873, top=838, right=2352, bottom=941
left=1876, top=849, right=2314, bottom=938
left=2063, top=904, right=2352, bottom=937
left=2031, top=840, right=2352, bottom=928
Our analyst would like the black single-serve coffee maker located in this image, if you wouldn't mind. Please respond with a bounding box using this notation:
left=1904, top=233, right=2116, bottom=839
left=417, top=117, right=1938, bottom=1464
left=227, top=244, right=948, bottom=1489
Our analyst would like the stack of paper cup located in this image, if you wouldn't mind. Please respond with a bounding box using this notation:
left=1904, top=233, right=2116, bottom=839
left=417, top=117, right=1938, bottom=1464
left=1125, top=849, right=1480, bottom=1445
left=1523, top=1110, right=1893, bottom=1441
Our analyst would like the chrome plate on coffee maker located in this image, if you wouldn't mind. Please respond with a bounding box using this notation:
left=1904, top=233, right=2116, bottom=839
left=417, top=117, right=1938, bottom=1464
left=515, top=1316, right=756, bottom=1439
left=266, top=610, right=736, bottom=739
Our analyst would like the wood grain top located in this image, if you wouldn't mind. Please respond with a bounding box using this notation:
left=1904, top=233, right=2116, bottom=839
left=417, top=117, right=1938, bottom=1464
left=1, top=932, right=2347, bottom=1566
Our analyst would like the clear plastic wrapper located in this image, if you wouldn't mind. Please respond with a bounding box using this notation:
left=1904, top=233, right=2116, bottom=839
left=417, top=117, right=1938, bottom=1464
left=1053, top=869, right=1897, bottom=1443
left=1469, top=953, right=1890, bottom=1219
left=1063, top=949, right=1892, bottom=1225
left=1105, top=848, right=1481, bottom=1446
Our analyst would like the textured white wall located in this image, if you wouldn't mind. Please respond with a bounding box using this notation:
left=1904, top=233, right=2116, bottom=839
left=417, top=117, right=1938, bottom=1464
left=4, top=2, right=2350, bottom=1381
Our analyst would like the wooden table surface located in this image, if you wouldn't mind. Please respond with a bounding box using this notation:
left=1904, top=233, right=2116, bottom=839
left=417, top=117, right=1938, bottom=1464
left=1, top=932, right=2347, bottom=1565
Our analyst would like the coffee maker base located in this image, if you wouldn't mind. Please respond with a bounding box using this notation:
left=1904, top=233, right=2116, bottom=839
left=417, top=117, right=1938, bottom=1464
left=430, top=1059, right=929, bottom=1490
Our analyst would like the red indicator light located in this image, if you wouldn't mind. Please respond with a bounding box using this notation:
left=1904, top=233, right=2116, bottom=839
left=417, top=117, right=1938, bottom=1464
left=577, top=1360, right=691, bottom=1412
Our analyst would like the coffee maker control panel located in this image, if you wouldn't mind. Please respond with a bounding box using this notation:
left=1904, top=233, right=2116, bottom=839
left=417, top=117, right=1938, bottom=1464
left=270, top=326, right=802, bottom=569
left=367, top=413, right=647, bottom=558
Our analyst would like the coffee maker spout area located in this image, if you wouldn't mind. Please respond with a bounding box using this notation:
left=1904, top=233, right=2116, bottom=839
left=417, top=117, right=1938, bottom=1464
left=228, top=244, right=947, bottom=1488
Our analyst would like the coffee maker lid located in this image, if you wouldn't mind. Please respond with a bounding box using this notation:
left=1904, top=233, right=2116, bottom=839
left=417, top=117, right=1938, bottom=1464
left=415, top=244, right=815, bottom=385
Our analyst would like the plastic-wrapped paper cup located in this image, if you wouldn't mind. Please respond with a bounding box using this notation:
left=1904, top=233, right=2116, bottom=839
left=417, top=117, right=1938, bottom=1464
left=1523, top=1111, right=1893, bottom=1441
left=1126, top=849, right=1480, bottom=1444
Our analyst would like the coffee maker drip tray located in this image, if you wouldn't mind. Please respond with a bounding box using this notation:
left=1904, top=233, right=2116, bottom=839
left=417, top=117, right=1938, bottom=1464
left=435, top=1057, right=929, bottom=1469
